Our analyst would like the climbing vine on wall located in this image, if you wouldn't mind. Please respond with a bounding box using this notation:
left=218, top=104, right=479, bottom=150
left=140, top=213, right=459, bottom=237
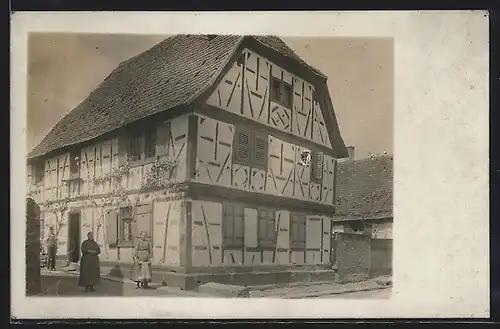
left=39, top=196, right=71, bottom=243
left=140, top=158, right=178, bottom=191
left=92, top=163, right=131, bottom=186
left=28, top=156, right=179, bottom=258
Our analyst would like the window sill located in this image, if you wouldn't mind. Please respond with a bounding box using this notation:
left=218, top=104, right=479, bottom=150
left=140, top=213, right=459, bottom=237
left=222, top=245, right=245, bottom=250
left=246, top=246, right=276, bottom=252
left=270, top=99, right=292, bottom=111
left=62, top=175, right=82, bottom=183
left=127, top=157, right=158, bottom=169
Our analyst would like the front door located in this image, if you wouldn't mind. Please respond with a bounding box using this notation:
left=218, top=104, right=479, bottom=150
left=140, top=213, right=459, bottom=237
left=68, top=212, right=81, bottom=263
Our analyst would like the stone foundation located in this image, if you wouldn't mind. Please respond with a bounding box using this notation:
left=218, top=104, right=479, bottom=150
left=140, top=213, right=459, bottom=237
left=101, top=261, right=336, bottom=291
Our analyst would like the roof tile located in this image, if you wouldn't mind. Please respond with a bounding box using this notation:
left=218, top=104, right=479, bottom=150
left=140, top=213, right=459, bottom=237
left=335, top=155, right=393, bottom=220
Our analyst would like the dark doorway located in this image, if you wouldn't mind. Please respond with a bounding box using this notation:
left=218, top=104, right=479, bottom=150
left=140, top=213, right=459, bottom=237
left=68, top=212, right=81, bottom=263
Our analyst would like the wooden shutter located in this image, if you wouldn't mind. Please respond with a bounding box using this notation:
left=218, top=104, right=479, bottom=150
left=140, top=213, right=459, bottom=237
left=235, top=130, right=251, bottom=163
left=136, top=213, right=152, bottom=238
left=117, top=135, right=128, bottom=166
left=311, top=151, right=324, bottom=182
left=253, top=133, right=268, bottom=167
left=155, top=122, right=171, bottom=157
left=105, top=209, right=118, bottom=245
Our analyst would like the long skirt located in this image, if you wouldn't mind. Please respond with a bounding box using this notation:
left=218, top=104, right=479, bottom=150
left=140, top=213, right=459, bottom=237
left=79, top=254, right=101, bottom=286
left=131, top=261, right=152, bottom=283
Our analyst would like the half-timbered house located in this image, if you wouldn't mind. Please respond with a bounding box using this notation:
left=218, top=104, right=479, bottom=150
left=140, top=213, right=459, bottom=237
left=26, top=34, right=348, bottom=289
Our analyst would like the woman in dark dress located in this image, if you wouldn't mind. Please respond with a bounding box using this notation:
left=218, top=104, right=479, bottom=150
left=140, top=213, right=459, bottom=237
left=78, top=232, right=101, bottom=292
left=131, top=231, right=152, bottom=289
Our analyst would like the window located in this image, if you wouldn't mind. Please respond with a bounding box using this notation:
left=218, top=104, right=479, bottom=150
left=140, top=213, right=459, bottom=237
left=119, top=207, right=134, bottom=244
left=69, top=149, right=80, bottom=175
left=223, top=204, right=245, bottom=248
left=128, top=132, right=142, bottom=162
left=350, top=221, right=364, bottom=233
left=233, top=127, right=268, bottom=170
left=33, top=162, right=45, bottom=184
left=310, top=151, right=324, bottom=184
left=144, top=129, right=157, bottom=159
left=125, top=126, right=159, bottom=163
left=270, top=77, right=293, bottom=109
left=290, top=213, right=306, bottom=250
left=270, top=78, right=281, bottom=101
left=258, top=208, right=276, bottom=247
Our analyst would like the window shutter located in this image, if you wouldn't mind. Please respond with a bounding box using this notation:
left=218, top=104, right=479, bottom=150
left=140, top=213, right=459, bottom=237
left=254, top=134, right=268, bottom=166
left=136, top=213, right=152, bottom=238
left=235, top=130, right=251, bottom=162
left=316, top=152, right=324, bottom=180
left=117, top=136, right=128, bottom=166
left=311, top=151, right=324, bottom=181
left=155, top=122, right=171, bottom=157
left=105, top=209, right=118, bottom=245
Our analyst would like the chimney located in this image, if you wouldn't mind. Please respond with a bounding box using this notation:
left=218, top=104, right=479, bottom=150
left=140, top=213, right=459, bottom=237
left=347, top=146, right=355, bottom=160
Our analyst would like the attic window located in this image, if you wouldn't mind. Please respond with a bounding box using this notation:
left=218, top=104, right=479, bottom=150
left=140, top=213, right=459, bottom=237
left=236, top=53, right=245, bottom=67
left=270, top=77, right=293, bottom=109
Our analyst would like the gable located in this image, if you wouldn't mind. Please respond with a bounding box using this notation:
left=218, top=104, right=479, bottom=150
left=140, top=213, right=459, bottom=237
left=205, top=46, right=345, bottom=155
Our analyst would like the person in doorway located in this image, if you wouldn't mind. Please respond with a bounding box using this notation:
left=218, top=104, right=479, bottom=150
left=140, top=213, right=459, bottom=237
left=131, top=231, right=152, bottom=289
left=46, top=226, right=57, bottom=271
left=78, top=232, right=101, bottom=292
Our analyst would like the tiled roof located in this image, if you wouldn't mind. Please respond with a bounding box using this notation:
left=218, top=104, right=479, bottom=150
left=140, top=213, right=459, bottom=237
left=334, top=155, right=393, bottom=220
left=253, top=36, right=327, bottom=79
left=28, top=35, right=335, bottom=159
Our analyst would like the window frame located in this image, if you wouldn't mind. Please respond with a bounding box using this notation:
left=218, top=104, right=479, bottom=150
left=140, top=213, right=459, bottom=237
left=124, top=125, right=160, bottom=166
left=232, top=126, right=269, bottom=171
left=222, top=203, right=245, bottom=249
left=69, top=149, right=81, bottom=176
left=270, top=77, right=293, bottom=109
left=118, top=206, right=134, bottom=246
left=144, top=127, right=157, bottom=159
left=257, top=207, right=276, bottom=249
left=33, top=161, right=45, bottom=185
left=290, top=213, right=307, bottom=251
left=127, top=130, right=143, bottom=163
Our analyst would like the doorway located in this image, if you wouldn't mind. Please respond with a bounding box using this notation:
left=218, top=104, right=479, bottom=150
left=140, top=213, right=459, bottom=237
left=68, top=212, right=81, bottom=263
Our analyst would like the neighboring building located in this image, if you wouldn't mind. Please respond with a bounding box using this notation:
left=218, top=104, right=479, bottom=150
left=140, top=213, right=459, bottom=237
left=26, top=34, right=348, bottom=289
left=333, top=150, right=393, bottom=239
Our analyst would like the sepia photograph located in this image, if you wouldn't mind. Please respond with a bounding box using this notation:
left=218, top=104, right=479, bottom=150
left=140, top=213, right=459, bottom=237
left=13, top=11, right=489, bottom=319
left=25, top=32, right=394, bottom=299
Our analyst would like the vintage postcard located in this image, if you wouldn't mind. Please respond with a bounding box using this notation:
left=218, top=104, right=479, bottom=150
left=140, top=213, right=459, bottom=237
left=12, top=11, right=489, bottom=319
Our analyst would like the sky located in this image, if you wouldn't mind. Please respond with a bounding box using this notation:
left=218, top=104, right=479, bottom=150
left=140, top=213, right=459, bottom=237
left=27, top=34, right=393, bottom=160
